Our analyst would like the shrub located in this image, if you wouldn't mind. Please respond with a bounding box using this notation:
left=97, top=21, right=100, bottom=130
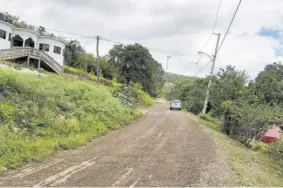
left=200, top=113, right=219, bottom=125
left=269, top=139, right=283, bottom=158
left=114, top=83, right=154, bottom=108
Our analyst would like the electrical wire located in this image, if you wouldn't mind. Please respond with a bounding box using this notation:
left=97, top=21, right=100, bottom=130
left=42, top=29, right=198, bottom=56
left=194, top=0, right=223, bottom=66
left=212, top=0, right=222, bottom=33
left=218, top=0, right=243, bottom=52
left=45, top=27, right=97, bottom=38
left=100, top=37, right=197, bottom=56
left=195, top=61, right=211, bottom=76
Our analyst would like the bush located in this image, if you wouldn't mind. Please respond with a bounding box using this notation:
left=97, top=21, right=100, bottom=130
left=269, top=139, right=283, bottom=158
left=64, top=66, right=91, bottom=80
left=200, top=113, right=219, bottom=125
left=114, top=83, right=155, bottom=108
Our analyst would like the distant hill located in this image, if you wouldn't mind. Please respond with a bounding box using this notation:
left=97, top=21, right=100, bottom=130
left=164, top=72, right=195, bottom=84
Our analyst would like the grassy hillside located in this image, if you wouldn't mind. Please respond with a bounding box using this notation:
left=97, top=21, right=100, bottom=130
left=199, top=118, right=283, bottom=186
left=0, top=65, right=152, bottom=172
left=164, top=72, right=195, bottom=84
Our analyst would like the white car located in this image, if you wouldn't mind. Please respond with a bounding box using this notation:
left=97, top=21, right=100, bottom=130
left=170, top=100, right=182, bottom=110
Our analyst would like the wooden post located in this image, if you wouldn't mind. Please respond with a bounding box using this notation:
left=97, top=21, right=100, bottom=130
left=96, top=36, right=100, bottom=82
left=38, top=58, right=41, bottom=69
left=27, top=53, right=30, bottom=67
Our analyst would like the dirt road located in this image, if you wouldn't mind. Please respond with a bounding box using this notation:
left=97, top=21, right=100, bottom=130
left=0, top=101, right=228, bottom=187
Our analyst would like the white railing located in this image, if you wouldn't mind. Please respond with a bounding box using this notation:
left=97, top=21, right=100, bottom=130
left=0, top=47, right=63, bottom=73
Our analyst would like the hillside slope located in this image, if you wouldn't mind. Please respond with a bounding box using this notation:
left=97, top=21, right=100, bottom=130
left=0, top=66, right=145, bottom=172
left=164, top=72, right=196, bottom=84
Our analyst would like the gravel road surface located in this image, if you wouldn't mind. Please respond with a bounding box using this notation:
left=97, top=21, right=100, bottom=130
left=0, top=101, right=227, bottom=187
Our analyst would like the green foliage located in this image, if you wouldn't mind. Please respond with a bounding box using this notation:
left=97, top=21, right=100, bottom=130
left=269, top=138, right=283, bottom=159
left=64, top=66, right=91, bottom=79
left=0, top=68, right=139, bottom=170
left=114, top=83, right=154, bottom=108
left=252, top=63, right=283, bottom=106
left=108, top=44, right=165, bottom=96
left=222, top=99, right=283, bottom=146
left=171, top=78, right=207, bottom=114
left=63, top=40, right=87, bottom=68
left=199, top=113, right=219, bottom=124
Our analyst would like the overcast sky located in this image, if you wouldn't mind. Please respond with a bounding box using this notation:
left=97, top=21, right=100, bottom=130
left=2, top=0, right=283, bottom=78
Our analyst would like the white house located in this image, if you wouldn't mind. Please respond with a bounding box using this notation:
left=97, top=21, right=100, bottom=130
left=0, top=20, right=66, bottom=73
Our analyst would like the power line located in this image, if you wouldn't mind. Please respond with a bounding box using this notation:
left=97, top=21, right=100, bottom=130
left=45, top=27, right=97, bottom=38
left=212, top=0, right=222, bottom=33
left=195, top=61, right=211, bottom=76
left=218, top=0, right=243, bottom=52
left=195, top=0, right=223, bottom=65
left=42, top=28, right=197, bottom=56
left=101, top=37, right=197, bottom=56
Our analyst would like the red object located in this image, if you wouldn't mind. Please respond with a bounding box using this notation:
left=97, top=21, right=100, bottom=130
left=262, top=125, right=281, bottom=144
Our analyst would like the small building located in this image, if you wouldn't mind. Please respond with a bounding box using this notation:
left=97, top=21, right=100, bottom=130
left=0, top=20, right=66, bottom=73
left=259, top=125, right=281, bottom=144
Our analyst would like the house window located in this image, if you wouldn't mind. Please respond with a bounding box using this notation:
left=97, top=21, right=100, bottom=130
left=39, top=43, right=50, bottom=52
left=0, top=29, right=6, bottom=40
left=53, top=46, right=61, bottom=54
left=8, top=33, right=11, bottom=41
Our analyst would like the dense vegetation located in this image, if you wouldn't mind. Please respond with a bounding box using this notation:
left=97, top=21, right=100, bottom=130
left=0, top=62, right=156, bottom=172
left=169, top=63, right=283, bottom=156
left=64, top=42, right=165, bottom=97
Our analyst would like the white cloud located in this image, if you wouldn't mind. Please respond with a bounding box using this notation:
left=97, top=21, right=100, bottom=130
left=1, top=0, right=283, bottom=78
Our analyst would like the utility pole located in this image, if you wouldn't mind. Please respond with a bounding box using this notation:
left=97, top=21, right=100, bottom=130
left=96, top=36, right=100, bottom=82
left=166, top=55, right=173, bottom=73
left=194, top=62, right=199, bottom=76
left=201, top=33, right=221, bottom=114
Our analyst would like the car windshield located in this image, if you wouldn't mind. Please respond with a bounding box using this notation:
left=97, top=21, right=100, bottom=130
left=173, top=100, right=181, bottom=103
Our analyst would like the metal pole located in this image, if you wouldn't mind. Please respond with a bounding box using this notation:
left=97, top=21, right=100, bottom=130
left=202, top=33, right=221, bottom=114
left=96, top=36, right=100, bottom=82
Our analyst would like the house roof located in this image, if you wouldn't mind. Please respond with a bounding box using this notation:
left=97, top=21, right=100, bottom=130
left=265, top=125, right=281, bottom=139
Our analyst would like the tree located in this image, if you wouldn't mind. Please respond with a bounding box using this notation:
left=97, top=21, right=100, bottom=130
left=170, top=78, right=207, bottom=114
left=252, top=62, right=283, bottom=106
left=222, top=99, right=283, bottom=146
left=64, top=40, right=85, bottom=68
left=108, top=43, right=164, bottom=96
left=209, top=65, right=249, bottom=117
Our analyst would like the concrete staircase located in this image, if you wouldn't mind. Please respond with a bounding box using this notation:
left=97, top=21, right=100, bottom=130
left=0, top=47, right=63, bottom=74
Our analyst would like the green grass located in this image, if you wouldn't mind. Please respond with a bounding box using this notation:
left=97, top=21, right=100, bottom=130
left=0, top=67, right=143, bottom=172
left=63, top=66, right=155, bottom=106
left=64, top=66, right=124, bottom=89
left=199, top=118, right=283, bottom=186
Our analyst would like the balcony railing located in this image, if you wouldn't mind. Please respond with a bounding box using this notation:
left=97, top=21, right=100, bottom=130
left=0, top=47, right=63, bottom=74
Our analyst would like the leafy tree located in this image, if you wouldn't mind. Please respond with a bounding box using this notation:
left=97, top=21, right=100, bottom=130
left=210, top=65, right=249, bottom=117
left=171, top=78, right=207, bottom=114
left=100, top=57, right=117, bottom=80
left=108, top=43, right=164, bottom=96
left=64, top=40, right=86, bottom=68
left=252, top=62, right=283, bottom=106
left=222, top=99, right=283, bottom=146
